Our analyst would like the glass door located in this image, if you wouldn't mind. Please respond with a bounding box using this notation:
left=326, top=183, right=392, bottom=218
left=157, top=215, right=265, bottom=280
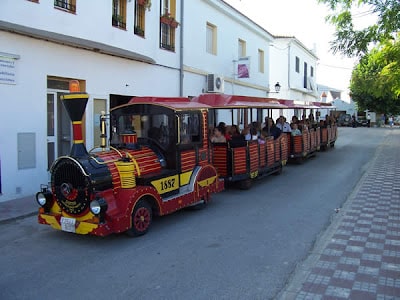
left=46, top=90, right=71, bottom=171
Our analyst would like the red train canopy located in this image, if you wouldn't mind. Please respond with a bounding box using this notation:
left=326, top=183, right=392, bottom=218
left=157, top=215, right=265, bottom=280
left=192, top=94, right=288, bottom=109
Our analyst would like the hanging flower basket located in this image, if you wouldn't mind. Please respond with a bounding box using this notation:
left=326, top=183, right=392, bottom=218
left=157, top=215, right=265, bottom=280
left=170, top=19, right=179, bottom=28
left=160, top=13, right=179, bottom=27
left=160, top=15, right=171, bottom=25
left=137, top=0, right=151, bottom=11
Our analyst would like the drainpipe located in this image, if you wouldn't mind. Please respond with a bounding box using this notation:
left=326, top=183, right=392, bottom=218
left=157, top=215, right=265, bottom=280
left=179, top=0, right=184, bottom=96
left=287, top=41, right=291, bottom=90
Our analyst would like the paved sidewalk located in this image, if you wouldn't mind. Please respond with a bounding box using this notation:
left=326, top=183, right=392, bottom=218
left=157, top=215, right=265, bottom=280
left=0, top=194, right=37, bottom=223
left=279, top=130, right=400, bottom=299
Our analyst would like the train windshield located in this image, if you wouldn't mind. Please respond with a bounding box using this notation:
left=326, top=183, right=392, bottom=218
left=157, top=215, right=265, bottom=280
left=118, top=113, right=171, bottom=147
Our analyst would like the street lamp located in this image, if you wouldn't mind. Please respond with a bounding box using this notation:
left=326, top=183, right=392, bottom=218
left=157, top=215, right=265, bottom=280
left=268, top=82, right=281, bottom=94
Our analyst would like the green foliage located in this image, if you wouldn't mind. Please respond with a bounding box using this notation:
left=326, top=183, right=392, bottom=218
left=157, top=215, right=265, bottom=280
left=318, top=0, right=400, bottom=57
left=350, top=37, right=400, bottom=114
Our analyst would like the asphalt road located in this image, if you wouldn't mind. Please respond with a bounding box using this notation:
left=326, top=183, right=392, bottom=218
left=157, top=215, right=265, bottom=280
left=0, top=127, right=387, bottom=300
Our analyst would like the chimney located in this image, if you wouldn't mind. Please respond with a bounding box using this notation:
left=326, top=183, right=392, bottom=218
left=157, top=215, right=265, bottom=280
left=61, top=80, right=89, bottom=157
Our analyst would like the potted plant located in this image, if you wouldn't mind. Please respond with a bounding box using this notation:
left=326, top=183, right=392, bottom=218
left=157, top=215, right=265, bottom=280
left=170, top=17, right=179, bottom=28
left=137, top=0, right=151, bottom=11
left=160, top=13, right=179, bottom=28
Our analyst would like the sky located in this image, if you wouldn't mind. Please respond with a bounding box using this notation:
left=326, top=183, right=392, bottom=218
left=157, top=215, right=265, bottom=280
left=224, top=0, right=366, bottom=100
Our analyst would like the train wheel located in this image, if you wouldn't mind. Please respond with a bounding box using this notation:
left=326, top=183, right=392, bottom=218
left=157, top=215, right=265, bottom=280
left=273, top=165, right=283, bottom=175
left=188, top=199, right=208, bottom=210
left=239, top=179, right=252, bottom=190
left=126, top=200, right=152, bottom=237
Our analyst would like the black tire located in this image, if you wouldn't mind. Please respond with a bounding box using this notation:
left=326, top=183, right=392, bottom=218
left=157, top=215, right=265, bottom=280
left=273, top=165, right=283, bottom=175
left=239, top=179, right=252, bottom=190
left=187, top=200, right=208, bottom=210
left=126, top=199, right=152, bottom=237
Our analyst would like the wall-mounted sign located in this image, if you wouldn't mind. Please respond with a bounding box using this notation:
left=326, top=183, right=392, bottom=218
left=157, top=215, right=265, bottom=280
left=237, top=56, right=250, bottom=79
left=0, top=52, right=20, bottom=85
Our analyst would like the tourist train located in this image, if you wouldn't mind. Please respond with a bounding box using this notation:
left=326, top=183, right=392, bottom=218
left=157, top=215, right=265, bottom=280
left=36, top=81, right=337, bottom=237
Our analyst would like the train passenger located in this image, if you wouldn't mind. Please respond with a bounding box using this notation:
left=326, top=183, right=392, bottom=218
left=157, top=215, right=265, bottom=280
left=229, top=124, right=241, bottom=138
left=250, top=127, right=258, bottom=141
left=262, top=117, right=281, bottom=140
left=251, top=121, right=261, bottom=136
left=241, top=126, right=252, bottom=141
left=291, top=123, right=302, bottom=136
left=218, top=122, right=231, bottom=141
left=291, top=115, right=299, bottom=124
left=211, top=125, right=227, bottom=143
left=325, top=115, right=331, bottom=126
left=277, top=116, right=292, bottom=133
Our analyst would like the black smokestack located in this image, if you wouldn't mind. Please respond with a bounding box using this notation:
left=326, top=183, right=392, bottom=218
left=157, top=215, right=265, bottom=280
left=61, top=81, right=89, bottom=157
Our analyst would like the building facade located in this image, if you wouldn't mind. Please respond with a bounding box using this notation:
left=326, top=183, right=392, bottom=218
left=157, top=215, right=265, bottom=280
left=0, top=0, right=317, bottom=201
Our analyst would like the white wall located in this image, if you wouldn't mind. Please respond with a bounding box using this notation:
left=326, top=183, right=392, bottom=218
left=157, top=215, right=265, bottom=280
left=183, top=0, right=273, bottom=96
left=0, top=0, right=181, bottom=69
left=0, top=31, right=179, bottom=202
left=270, top=37, right=318, bottom=102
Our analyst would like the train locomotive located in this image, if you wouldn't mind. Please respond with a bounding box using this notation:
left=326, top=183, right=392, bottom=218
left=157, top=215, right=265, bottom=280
left=36, top=81, right=223, bottom=237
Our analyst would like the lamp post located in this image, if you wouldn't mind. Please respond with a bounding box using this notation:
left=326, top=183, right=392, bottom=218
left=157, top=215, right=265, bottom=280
left=267, top=82, right=281, bottom=94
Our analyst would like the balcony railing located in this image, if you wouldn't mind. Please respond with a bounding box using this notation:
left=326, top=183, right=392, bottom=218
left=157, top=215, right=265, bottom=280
left=54, top=0, right=76, bottom=13
left=112, top=15, right=126, bottom=29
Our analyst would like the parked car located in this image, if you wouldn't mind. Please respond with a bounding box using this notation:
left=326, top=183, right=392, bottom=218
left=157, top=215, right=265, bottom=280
left=338, top=114, right=352, bottom=126
left=356, top=116, right=368, bottom=127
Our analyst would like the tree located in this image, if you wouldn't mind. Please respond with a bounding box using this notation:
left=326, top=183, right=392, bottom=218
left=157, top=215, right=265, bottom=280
left=318, top=0, right=400, bottom=57
left=350, top=37, right=400, bottom=114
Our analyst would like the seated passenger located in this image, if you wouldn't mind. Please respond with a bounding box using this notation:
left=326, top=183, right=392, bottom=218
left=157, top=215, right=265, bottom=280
left=276, top=116, right=292, bottom=133
left=229, top=124, right=245, bottom=141
left=241, top=126, right=251, bottom=141
left=211, top=125, right=226, bottom=143
left=262, top=118, right=281, bottom=140
left=250, top=127, right=258, bottom=141
left=291, top=123, right=302, bottom=136
left=218, top=122, right=231, bottom=141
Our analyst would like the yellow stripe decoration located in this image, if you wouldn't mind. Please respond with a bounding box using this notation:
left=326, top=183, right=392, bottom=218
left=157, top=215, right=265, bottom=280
left=198, top=175, right=216, bottom=188
left=40, top=215, right=61, bottom=230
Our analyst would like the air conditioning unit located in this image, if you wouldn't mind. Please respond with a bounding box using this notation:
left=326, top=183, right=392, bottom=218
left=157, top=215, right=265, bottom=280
left=206, top=74, right=224, bottom=93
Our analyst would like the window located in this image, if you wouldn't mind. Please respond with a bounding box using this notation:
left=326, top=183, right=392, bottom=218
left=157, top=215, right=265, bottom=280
left=160, top=24, right=176, bottom=51
left=258, top=49, right=264, bottom=73
left=179, top=112, right=201, bottom=144
left=206, top=23, right=217, bottom=55
left=238, top=39, right=246, bottom=58
left=295, top=56, right=300, bottom=73
left=112, top=0, right=127, bottom=29
left=135, top=0, right=146, bottom=37
left=303, top=62, right=308, bottom=88
left=54, top=0, right=76, bottom=13
left=118, top=113, right=172, bottom=149
left=162, top=0, right=170, bottom=15
left=310, top=66, right=314, bottom=77
left=27, top=0, right=39, bottom=3
left=160, top=0, right=177, bottom=51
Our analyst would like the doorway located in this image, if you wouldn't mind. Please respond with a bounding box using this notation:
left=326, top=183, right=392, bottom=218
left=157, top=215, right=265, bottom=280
left=46, top=77, right=81, bottom=170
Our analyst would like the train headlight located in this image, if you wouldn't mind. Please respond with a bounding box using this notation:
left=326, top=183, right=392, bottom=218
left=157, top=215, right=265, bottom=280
left=90, top=197, right=108, bottom=223
left=90, top=201, right=101, bottom=215
left=35, top=187, right=53, bottom=212
left=36, top=193, right=47, bottom=206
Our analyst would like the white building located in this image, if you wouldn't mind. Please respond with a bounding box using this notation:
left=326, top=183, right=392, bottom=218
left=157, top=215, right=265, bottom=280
left=270, top=36, right=319, bottom=102
left=0, top=0, right=316, bottom=201
left=269, top=36, right=319, bottom=121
